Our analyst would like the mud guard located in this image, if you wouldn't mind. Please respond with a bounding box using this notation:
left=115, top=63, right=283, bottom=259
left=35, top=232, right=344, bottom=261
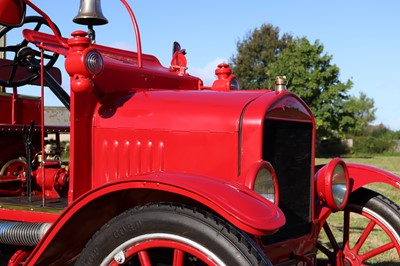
left=27, top=172, right=285, bottom=265
left=347, top=163, right=400, bottom=192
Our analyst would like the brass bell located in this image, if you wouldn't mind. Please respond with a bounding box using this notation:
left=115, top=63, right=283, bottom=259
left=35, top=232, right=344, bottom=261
left=73, top=0, right=108, bottom=26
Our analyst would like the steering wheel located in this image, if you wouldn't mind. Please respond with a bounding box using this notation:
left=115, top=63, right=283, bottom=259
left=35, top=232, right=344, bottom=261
left=0, top=16, right=60, bottom=87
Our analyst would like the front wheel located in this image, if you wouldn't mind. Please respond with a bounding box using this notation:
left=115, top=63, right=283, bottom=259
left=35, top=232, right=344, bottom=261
left=76, top=203, right=271, bottom=266
left=317, top=187, right=400, bottom=265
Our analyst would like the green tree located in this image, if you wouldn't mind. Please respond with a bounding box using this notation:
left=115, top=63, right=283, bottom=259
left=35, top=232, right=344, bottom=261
left=266, top=38, right=354, bottom=139
left=343, top=92, right=376, bottom=135
left=230, top=24, right=293, bottom=89
left=394, top=130, right=400, bottom=139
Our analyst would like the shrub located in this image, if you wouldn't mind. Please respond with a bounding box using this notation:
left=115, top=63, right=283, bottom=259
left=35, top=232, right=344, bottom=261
left=352, top=136, right=393, bottom=154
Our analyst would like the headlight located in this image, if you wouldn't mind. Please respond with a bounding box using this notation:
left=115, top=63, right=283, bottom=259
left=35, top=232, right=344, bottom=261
left=316, top=158, right=349, bottom=211
left=229, top=77, right=240, bottom=90
left=247, top=161, right=279, bottom=204
left=85, top=49, right=103, bottom=75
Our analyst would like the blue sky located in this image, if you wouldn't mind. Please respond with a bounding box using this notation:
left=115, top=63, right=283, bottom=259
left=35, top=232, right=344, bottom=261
left=10, top=1, right=400, bottom=130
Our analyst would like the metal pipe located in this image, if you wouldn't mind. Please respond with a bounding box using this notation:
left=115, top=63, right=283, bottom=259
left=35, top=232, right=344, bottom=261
left=0, top=221, right=51, bottom=246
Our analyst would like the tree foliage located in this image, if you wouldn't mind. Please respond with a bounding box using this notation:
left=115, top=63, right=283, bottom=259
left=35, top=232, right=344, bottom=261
left=230, top=25, right=378, bottom=140
left=266, top=38, right=354, bottom=138
left=343, top=92, right=376, bottom=136
left=394, top=130, right=400, bottom=139
left=230, top=24, right=293, bottom=89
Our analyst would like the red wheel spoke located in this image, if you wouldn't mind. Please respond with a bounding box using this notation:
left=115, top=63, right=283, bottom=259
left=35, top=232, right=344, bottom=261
left=319, top=189, right=400, bottom=265
left=353, top=219, right=375, bottom=253
left=362, top=242, right=396, bottom=261
left=121, top=238, right=219, bottom=266
left=109, top=260, right=122, bottom=266
left=138, top=250, right=152, bottom=266
left=173, top=249, right=185, bottom=266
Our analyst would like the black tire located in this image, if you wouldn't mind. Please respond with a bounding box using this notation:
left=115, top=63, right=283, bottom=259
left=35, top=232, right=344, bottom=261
left=76, top=203, right=271, bottom=266
left=317, top=187, right=400, bottom=264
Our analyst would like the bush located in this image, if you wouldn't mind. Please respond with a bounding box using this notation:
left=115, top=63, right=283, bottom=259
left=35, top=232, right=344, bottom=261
left=352, top=136, right=393, bottom=154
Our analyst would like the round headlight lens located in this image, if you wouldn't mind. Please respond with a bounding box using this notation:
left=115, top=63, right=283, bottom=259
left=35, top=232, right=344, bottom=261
left=85, top=50, right=103, bottom=75
left=254, top=166, right=276, bottom=203
left=332, top=164, right=348, bottom=207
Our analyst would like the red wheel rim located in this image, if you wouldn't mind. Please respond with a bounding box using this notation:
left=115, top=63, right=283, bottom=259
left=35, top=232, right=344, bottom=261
left=342, top=207, right=400, bottom=264
left=103, top=233, right=223, bottom=266
left=318, top=205, right=400, bottom=265
left=1, top=160, right=26, bottom=177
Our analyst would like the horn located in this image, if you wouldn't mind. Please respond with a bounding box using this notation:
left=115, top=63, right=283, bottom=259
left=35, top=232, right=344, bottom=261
left=73, top=0, right=108, bottom=26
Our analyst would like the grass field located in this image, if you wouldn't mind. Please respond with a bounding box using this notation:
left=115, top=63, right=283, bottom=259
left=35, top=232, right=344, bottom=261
left=316, top=156, right=400, bottom=265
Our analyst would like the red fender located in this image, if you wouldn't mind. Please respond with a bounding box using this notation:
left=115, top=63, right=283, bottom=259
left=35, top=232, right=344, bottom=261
left=27, top=172, right=285, bottom=265
left=347, top=163, right=400, bottom=192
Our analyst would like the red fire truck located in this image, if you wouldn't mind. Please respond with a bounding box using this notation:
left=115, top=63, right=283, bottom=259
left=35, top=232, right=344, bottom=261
left=0, top=0, right=399, bottom=265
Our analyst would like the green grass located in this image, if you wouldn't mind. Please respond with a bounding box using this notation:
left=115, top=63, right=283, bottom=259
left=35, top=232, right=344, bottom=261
left=316, top=156, right=400, bottom=264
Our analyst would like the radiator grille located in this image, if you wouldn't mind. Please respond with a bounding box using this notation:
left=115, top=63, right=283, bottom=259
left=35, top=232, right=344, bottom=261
left=262, top=119, right=313, bottom=244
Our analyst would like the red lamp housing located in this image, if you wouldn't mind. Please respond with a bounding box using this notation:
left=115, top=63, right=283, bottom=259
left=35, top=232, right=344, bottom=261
left=246, top=160, right=279, bottom=205
left=316, top=158, right=350, bottom=211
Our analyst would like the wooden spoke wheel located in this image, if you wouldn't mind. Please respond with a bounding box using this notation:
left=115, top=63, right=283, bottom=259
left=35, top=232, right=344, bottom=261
left=317, top=187, right=400, bottom=265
